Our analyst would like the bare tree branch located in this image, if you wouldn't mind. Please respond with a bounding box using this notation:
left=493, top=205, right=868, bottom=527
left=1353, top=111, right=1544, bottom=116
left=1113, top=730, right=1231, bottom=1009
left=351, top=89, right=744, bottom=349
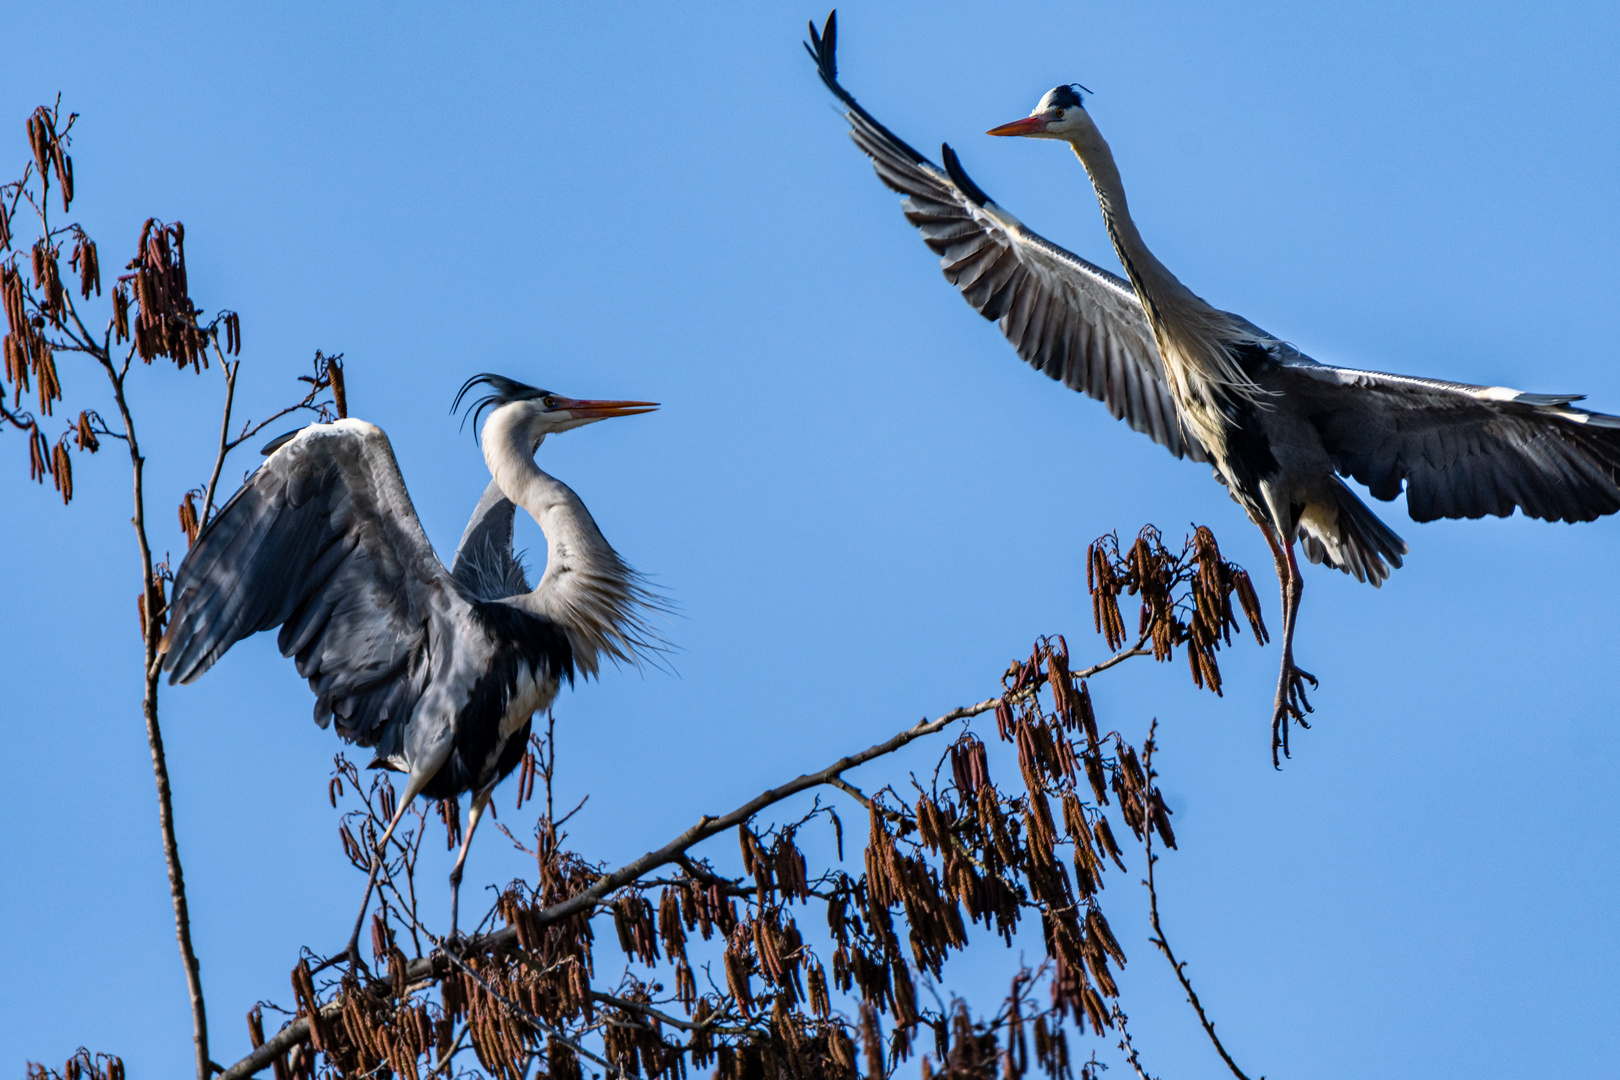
left=219, top=635, right=1162, bottom=1080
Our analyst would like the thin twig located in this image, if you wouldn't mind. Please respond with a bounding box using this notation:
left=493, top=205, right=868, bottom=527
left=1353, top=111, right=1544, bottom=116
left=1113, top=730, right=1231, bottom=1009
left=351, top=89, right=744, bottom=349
left=1140, top=724, right=1259, bottom=1080
left=431, top=1019, right=470, bottom=1076
left=200, top=357, right=237, bottom=524
left=1111, top=1005, right=1159, bottom=1080
left=96, top=342, right=212, bottom=1080
left=590, top=991, right=749, bottom=1036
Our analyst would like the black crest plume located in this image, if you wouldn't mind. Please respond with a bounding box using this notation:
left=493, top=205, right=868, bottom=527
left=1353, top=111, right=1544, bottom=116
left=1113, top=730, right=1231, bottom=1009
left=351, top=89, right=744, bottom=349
left=453, top=373, right=548, bottom=434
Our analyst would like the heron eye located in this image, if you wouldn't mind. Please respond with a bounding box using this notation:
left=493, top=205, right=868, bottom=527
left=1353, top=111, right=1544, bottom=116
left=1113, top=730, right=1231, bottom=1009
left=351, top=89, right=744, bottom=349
left=543, top=396, right=558, bottom=408
left=1052, top=108, right=1065, bottom=119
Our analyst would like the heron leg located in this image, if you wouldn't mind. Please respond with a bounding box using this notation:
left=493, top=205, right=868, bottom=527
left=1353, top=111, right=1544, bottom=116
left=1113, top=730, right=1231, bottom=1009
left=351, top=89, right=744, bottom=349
left=345, top=771, right=429, bottom=970
left=1264, top=529, right=1317, bottom=767
left=448, top=785, right=494, bottom=939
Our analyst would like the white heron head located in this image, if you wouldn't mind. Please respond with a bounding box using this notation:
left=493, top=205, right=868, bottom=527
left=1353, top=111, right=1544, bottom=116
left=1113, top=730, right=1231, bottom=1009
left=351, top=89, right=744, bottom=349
left=986, top=84, right=1095, bottom=141
left=454, top=373, right=657, bottom=449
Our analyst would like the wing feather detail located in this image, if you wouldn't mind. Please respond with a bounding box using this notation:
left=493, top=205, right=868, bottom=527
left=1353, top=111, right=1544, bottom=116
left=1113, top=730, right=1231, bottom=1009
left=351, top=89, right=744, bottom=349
left=806, top=19, right=1206, bottom=465
left=1274, top=362, right=1620, bottom=523
left=161, top=420, right=471, bottom=746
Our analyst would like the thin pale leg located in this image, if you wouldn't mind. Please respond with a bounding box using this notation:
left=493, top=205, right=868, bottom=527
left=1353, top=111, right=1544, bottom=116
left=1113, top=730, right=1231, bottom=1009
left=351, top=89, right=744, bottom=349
left=448, top=785, right=494, bottom=938
left=1258, top=523, right=1317, bottom=767
left=345, top=771, right=430, bottom=967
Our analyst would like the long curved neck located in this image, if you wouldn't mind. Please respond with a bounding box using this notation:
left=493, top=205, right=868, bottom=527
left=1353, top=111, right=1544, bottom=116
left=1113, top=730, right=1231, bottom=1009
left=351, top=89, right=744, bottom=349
left=1065, top=123, right=1210, bottom=325
left=1062, top=118, right=1262, bottom=421
left=478, top=407, right=653, bottom=676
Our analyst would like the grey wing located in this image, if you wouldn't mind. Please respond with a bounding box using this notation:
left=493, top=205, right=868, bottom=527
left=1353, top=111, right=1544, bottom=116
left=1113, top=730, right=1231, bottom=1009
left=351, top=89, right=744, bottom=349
left=1274, top=360, right=1620, bottom=522
left=450, top=479, right=531, bottom=602
left=806, top=15, right=1204, bottom=463
left=160, top=419, right=471, bottom=747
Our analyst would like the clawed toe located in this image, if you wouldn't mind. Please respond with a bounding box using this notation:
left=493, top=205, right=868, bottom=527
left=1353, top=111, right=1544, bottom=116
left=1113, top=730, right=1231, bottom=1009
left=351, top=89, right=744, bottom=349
left=1271, top=663, right=1318, bottom=767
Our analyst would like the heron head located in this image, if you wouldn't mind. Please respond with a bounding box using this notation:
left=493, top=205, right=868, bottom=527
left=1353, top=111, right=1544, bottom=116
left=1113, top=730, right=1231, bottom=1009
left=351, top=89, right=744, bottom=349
left=987, top=84, right=1093, bottom=140
left=453, top=373, right=657, bottom=448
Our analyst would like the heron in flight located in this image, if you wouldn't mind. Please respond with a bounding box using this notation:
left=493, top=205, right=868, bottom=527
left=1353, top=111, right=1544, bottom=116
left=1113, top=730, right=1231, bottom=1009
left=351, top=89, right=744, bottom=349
left=160, top=374, right=661, bottom=938
left=806, top=13, right=1620, bottom=763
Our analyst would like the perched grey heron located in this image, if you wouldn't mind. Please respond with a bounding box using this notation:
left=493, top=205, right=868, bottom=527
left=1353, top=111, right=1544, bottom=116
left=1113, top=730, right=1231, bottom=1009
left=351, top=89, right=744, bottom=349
left=806, top=13, right=1620, bottom=763
left=160, top=375, right=660, bottom=938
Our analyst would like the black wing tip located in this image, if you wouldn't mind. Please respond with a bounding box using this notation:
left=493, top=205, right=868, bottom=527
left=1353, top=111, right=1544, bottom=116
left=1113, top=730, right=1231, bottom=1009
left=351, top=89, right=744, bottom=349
left=805, top=11, right=855, bottom=108
left=940, top=143, right=993, bottom=208
left=261, top=429, right=303, bottom=455
left=803, top=10, right=938, bottom=173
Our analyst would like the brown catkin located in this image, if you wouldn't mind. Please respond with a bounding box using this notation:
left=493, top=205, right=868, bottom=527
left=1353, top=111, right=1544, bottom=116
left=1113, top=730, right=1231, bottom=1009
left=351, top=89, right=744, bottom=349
left=329, top=357, right=347, bottom=417
left=52, top=442, right=71, bottom=503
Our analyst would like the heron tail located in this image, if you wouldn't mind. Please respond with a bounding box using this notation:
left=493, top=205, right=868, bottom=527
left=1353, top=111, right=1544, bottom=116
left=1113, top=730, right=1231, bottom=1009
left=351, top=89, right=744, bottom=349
left=1298, top=478, right=1408, bottom=587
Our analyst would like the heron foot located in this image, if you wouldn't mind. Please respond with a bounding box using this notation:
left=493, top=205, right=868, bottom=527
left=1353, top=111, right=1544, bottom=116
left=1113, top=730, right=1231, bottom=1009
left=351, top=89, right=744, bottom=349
left=1270, top=661, right=1318, bottom=768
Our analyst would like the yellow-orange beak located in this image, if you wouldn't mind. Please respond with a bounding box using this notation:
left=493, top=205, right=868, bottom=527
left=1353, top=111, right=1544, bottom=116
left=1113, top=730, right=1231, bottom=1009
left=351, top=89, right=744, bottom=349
left=987, top=115, right=1051, bottom=137
left=554, top=397, right=659, bottom=420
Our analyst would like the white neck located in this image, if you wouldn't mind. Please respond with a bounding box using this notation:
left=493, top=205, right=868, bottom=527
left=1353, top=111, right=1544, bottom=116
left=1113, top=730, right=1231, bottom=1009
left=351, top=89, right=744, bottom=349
left=479, top=405, right=654, bottom=676
left=1063, top=119, right=1264, bottom=417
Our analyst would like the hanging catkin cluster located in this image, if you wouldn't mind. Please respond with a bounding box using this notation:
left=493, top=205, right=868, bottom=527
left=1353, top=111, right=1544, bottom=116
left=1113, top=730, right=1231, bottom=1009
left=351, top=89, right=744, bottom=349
left=1088, top=525, right=1268, bottom=693
left=1, top=99, right=255, bottom=508
left=266, top=535, right=1235, bottom=1080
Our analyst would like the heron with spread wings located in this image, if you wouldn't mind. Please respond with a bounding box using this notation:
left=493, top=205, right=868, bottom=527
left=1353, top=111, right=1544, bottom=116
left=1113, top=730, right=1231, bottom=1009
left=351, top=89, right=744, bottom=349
left=807, top=12, right=1620, bottom=763
left=160, top=375, right=661, bottom=942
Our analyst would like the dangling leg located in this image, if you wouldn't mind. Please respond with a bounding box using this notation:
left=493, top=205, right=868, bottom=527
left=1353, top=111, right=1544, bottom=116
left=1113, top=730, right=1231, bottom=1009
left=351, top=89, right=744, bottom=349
left=345, top=771, right=430, bottom=968
left=1258, top=523, right=1317, bottom=766
left=448, top=784, right=495, bottom=939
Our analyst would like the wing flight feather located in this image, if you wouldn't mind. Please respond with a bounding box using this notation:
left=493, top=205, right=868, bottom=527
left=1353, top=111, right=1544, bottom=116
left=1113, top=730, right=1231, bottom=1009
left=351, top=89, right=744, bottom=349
left=161, top=420, right=471, bottom=747
left=806, top=14, right=1206, bottom=464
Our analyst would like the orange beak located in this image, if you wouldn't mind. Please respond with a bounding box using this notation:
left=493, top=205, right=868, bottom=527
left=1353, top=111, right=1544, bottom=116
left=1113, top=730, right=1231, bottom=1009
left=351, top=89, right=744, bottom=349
left=554, top=397, right=659, bottom=419
left=987, top=115, right=1051, bottom=137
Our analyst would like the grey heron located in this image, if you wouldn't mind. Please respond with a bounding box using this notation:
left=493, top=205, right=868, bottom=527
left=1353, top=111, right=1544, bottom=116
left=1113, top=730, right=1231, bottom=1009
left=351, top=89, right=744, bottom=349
left=806, top=13, right=1620, bottom=763
left=160, top=374, right=660, bottom=938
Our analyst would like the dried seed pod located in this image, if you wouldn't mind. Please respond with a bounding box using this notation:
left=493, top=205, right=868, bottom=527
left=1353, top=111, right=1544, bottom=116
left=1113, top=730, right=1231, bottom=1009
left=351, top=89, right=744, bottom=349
left=1092, top=817, right=1125, bottom=871
left=28, top=110, right=51, bottom=188
left=27, top=423, right=47, bottom=482
left=74, top=411, right=98, bottom=453
left=329, top=356, right=347, bottom=417
left=178, top=493, right=200, bottom=545
left=860, top=1000, right=884, bottom=1080
left=438, top=798, right=461, bottom=850
left=35, top=339, right=59, bottom=413
left=72, top=235, right=99, bottom=298
left=1082, top=746, right=1109, bottom=807
left=112, top=285, right=129, bottom=343
left=290, top=958, right=327, bottom=1051
left=57, top=151, right=73, bottom=210
left=51, top=441, right=71, bottom=503
left=1149, top=788, right=1177, bottom=850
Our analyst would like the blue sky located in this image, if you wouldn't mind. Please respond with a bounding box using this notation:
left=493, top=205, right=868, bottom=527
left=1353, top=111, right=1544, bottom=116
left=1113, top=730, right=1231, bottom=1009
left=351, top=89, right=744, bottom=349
left=3, top=2, right=1618, bottom=1077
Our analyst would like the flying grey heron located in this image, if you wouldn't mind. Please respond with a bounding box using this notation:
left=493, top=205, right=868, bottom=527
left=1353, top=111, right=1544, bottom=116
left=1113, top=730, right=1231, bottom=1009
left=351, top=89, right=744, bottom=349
left=806, top=13, right=1620, bottom=763
left=160, top=375, right=661, bottom=938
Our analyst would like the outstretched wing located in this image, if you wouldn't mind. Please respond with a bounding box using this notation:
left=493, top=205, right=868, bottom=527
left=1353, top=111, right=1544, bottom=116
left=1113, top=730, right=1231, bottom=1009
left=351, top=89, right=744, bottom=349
left=1270, top=358, right=1620, bottom=522
left=451, top=479, right=531, bottom=602
left=161, top=419, right=472, bottom=746
left=806, top=12, right=1205, bottom=463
